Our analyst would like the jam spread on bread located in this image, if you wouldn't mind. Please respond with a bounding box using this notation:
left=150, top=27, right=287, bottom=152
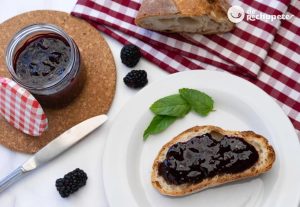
left=14, top=33, right=71, bottom=87
left=158, top=134, right=259, bottom=185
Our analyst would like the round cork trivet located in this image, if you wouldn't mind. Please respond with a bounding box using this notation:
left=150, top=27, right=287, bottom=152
left=0, top=11, right=116, bottom=154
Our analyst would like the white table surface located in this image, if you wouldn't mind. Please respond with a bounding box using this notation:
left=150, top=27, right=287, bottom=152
left=0, top=1, right=168, bottom=206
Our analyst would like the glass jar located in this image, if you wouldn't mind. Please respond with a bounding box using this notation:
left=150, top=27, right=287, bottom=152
left=6, top=24, right=84, bottom=108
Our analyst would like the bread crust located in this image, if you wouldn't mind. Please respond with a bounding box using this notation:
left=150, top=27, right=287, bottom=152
left=151, top=126, right=276, bottom=196
left=136, top=0, right=178, bottom=18
left=135, top=0, right=234, bottom=34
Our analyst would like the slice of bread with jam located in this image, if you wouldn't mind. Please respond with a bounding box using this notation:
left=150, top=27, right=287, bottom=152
left=152, top=125, right=275, bottom=196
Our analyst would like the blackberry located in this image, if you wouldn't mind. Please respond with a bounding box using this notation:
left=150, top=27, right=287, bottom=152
left=120, top=44, right=141, bottom=67
left=123, top=70, right=148, bottom=88
left=55, top=168, right=88, bottom=198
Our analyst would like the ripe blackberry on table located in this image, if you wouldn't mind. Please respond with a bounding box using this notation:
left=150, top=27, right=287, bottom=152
left=123, top=70, right=148, bottom=89
left=55, top=168, right=88, bottom=198
left=120, top=44, right=141, bottom=67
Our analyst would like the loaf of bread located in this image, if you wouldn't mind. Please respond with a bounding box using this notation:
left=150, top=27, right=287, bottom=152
left=135, top=0, right=234, bottom=34
left=152, top=126, right=275, bottom=196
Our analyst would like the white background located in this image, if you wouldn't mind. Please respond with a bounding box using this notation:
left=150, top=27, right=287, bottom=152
left=0, top=0, right=167, bottom=206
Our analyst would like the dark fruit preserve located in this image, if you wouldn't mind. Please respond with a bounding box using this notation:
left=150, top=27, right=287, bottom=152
left=158, top=133, right=259, bottom=185
left=14, top=34, right=71, bottom=87
left=6, top=24, right=84, bottom=108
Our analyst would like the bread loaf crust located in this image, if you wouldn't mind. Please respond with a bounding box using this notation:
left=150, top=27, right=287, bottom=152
left=135, top=0, right=234, bottom=34
left=136, top=0, right=179, bottom=18
left=151, top=126, right=276, bottom=196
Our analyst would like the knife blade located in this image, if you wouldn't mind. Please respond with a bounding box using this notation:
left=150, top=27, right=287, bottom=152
left=0, top=114, right=107, bottom=193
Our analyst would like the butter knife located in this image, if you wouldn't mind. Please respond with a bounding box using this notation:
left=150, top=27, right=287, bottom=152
left=0, top=114, right=108, bottom=193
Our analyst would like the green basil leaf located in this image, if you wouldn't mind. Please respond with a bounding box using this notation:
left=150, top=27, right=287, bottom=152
left=150, top=94, right=191, bottom=117
left=179, top=88, right=214, bottom=116
left=143, top=115, right=177, bottom=140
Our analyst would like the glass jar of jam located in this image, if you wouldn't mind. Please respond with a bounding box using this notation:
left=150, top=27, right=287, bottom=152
left=6, top=24, right=84, bottom=108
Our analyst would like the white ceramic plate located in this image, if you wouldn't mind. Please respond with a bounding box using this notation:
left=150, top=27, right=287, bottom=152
left=103, top=70, right=300, bottom=207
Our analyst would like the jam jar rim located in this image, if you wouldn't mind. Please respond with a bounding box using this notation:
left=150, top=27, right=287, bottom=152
left=5, top=23, right=77, bottom=91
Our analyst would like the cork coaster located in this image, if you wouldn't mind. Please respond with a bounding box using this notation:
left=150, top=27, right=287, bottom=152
left=0, top=11, right=116, bottom=154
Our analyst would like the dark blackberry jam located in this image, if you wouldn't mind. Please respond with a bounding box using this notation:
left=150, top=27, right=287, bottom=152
left=6, top=24, right=84, bottom=108
left=14, top=33, right=71, bottom=87
left=158, top=134, right=259, bottom=185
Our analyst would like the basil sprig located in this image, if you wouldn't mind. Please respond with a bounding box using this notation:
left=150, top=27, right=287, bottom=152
left=143, top=88, right=214, bottom=140
left=150, top=94, right=191, bottom=117
left=143, top=115, right=177, bottom=140
left=179, top=88, right=214, bottom=116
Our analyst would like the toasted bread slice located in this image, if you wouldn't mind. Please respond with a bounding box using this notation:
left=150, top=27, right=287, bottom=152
left=152, top=125, right=275, bottom=196
left=135, top=0, right=234, bottom=34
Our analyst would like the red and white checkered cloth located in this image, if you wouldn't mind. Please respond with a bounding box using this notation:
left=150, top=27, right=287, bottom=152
left=0, top=77, right=48, bottom=136
left=72, top=0, right=291, bottom=76
left=72, top=0, right=300, bottom=136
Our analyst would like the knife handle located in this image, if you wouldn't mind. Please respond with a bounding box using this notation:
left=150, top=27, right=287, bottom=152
left=0, top=167, right=26, bottom=193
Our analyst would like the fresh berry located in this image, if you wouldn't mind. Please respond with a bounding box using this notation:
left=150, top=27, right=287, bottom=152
left=123, top=70, right=148, bottom=89
left=120, top=44, right=141, bottom=67
left=55, top=168, right=88, bottom=198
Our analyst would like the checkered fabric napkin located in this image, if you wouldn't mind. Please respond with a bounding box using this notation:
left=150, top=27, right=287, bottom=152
left=72, top=0, right=291, bottom=77
left=0, top=77, right=48, bottom=136
left=252, top=0, right=300, bottom=133
left=71, top=0, right=300, bottom=135
left=182, top=0, right=291, bottom=76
